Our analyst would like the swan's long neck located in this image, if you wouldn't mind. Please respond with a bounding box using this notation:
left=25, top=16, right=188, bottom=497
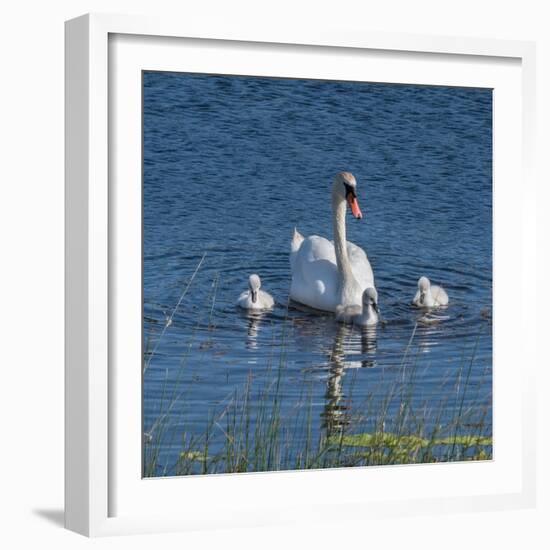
left=332, top=192, right=355, bottom=286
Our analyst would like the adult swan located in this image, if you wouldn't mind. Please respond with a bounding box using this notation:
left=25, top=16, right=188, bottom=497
left=290, top=172, right=375, bottom=312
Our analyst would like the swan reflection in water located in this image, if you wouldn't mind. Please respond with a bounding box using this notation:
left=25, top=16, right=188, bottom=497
left=241, top=310, right=270, bottom=352
left=321, top=323, right=378, bottom=438
left=360, top=325, right=378, bottom=369
left=415, top=313, right=448, bottom=354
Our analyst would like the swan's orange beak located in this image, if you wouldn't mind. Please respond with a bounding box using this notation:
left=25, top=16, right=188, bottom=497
left=347, top=195, right=363, bottom=219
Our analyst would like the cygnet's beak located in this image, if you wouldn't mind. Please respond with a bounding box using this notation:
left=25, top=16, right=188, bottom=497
left=251, top=290, right=258, bottom=303
left=372, top=301, right=380, bottom=314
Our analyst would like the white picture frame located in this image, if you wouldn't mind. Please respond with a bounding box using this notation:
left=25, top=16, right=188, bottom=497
left=65, top=13, right=537, bottom=537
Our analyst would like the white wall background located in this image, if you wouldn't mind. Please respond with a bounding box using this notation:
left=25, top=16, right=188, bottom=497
left=0, top=1, right=547, bottom=548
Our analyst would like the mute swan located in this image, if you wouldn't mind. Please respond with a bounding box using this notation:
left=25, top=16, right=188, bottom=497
left=335, top=287, right=379, bottom=326
left=290, top=172, right=375, bottom=312
left=412, top=276, right=449, bottom=308
left=237, top=274, right=275, bottom=310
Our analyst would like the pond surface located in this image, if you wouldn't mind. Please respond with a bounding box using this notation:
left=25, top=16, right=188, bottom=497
left=142, top=72, right=492, bottom=476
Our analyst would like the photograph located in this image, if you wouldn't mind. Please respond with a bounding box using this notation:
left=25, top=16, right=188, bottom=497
left=141, top=71, right=493, bottom=478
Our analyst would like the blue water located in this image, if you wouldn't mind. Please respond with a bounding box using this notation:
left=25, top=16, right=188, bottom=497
left=142, top=72, right=492, bottom=476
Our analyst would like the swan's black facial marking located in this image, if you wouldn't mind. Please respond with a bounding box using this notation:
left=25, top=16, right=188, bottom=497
left=344, top=182, right=357, bottom=199
left=251, top=290, right=258, bottom=303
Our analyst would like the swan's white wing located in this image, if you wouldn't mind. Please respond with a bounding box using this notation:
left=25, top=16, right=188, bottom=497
left=300, top=235, right=337, bottom=263
left=237, top=290, right=251, bottom=308
left=290, top=228, right=305, bottom=271
left=346, top=241, right=374, bottom=289
left=290, top=235, right=339, bottom=311
left=431, top=285, right=449, bottom=306
left=258, top=290, right=275, bottom=309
